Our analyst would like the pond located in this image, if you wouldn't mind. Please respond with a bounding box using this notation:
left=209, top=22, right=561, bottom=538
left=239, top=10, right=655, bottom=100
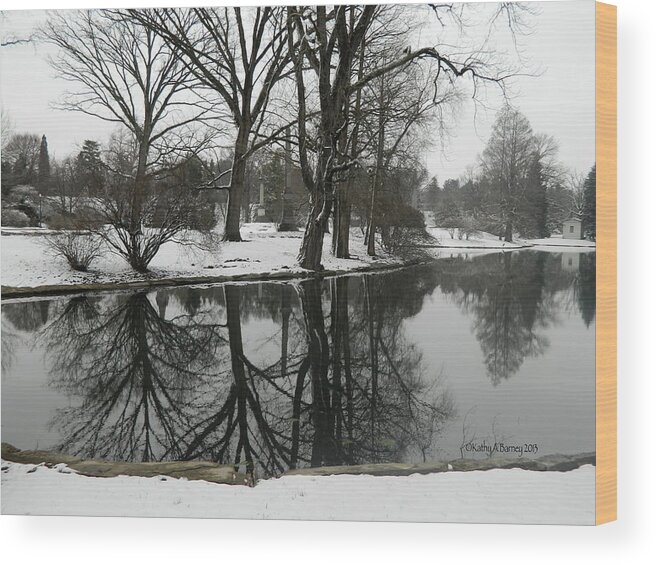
left=1, top=249, right=596, bottom=478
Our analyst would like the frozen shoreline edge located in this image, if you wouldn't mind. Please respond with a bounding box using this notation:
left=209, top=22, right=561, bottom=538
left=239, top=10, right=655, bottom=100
left=0, top=255, right=432, bottom=299
left=2, top=443, right=595, bottom=485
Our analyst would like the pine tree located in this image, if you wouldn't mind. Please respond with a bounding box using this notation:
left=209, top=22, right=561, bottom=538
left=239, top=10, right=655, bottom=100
left=423, top=177, right=441, bottom=211
left=524, top=154, right=549, bottom=238
left=582, top=164, right=596, bottom=241
left=76, top=140, right=104, bottom=196
left=37, top=135, right=51, bottom=193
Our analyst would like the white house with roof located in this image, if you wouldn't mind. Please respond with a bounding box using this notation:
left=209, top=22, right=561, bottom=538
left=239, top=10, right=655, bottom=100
left=562, top=218, right=584, bottom=239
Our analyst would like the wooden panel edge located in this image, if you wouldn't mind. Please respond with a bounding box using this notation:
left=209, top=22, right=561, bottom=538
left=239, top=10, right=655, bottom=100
left=595, top=1, right=617, bottom=526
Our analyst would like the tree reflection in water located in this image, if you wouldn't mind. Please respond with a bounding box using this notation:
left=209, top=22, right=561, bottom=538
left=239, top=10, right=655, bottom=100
left=438, top=251, right=595, bottom=385
left=39, top=270, right=454, bottom=477
left=43, top=293, right=218, bottom=462
left=576, top=253, right=596, bottom=328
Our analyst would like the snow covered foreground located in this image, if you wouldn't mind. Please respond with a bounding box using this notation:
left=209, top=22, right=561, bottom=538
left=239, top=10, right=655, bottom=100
left=1, top=460, right=595, bottom=525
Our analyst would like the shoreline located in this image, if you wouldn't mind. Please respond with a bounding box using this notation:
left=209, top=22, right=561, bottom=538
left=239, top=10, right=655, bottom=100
left=0, top=227, right=596, bottom=299
left=1, top=443, right=595, bottom=484
left=1, top=255, right=432, bottom=300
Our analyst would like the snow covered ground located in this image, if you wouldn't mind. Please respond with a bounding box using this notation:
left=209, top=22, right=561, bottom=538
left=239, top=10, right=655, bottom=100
left=0, top=223, right=403, bottom=291
left=0, top=460, right=595, bottom=524
left=426, top=228, right=596, bottom=251
left=529, top=237, right=597, bottom=249
left=0, top=223, right=595, bottom=292
left=427, top=227, right=531, bottom=249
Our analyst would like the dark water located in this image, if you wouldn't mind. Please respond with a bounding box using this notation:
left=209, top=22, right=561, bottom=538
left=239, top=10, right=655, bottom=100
left=1, top=250, right=596, bottom=477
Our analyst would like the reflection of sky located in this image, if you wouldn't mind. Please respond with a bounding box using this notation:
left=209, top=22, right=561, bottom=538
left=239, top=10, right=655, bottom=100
left=406, top=288, right=595, bottom=460
left=2, top=334, right=72, bottom=450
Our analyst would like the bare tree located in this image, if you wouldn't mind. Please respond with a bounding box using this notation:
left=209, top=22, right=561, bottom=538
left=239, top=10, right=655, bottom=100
left=359, top=53, right=456, bottom=256
left=479, top=105, right=536, bottom=242
left=0, top=13, right=35, bottom=48
left=479, top=107, right=560, bottom=241
left=565, top=171, right=586, bottom=219
left=2, top=132, right=41, bottom=187
left=330, top=4, right=423, bottom=258
left=1, top=108, right=13, bottom=152
left=128, top=7, right=293, bottom=242
left=288, top=5, right=376, bottom=270
left=43, top=10, right=214, bottom=272
left=288, top=4, right=521, bottom=270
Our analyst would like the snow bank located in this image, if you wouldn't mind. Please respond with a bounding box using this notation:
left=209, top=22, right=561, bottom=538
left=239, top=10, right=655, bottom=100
left=426, top=228, right=531, bottom=249
left=1, top=224, right=595, bottom=293
left=1, top=460, right=595, bottom=524
left=426, top=228, right=596, bottom=252
left=528, top=237, right=597, bottom=250
left=0, top=224, right=403, bottom=291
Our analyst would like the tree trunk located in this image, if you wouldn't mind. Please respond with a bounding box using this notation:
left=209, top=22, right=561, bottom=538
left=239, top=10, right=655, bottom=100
left=130, top=133, right=149, bottom=235
left=331, top=99, right=350, bottom=257
left=298, top=131, right=333, bottom=270
left=223, top=127, right=250, bottom=242
left=367, top=84, right=386, bottom=257
left=298, top=193, right=330, bottom=270
left=504, top=220, right=513, bottom=242
left=366, top=178, right=378, bottom=256
left=332, top=183, right=351, bottom=258
left=332, top=35, right=365, bottom=259
left=277, top=134, right=297, bottom=231
left=125, top=129, right=151, bottom=272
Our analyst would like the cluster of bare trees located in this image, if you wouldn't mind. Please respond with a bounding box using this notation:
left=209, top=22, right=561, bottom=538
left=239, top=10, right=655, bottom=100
left=428, top=105, right=595, bottom=241
left=29, top=4, right=527, bottom=271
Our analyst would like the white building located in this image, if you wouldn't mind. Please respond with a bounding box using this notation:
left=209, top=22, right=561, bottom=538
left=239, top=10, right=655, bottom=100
left=562, top=218, right=584, bottom=240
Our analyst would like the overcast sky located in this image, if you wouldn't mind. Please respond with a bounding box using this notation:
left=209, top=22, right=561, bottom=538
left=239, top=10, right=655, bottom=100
left=0, top=1, right=595, bottom=182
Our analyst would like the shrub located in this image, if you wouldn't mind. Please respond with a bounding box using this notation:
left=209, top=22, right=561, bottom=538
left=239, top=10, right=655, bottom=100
left=48, top=207, right=105, bottom=231
left=47, top=212, right=77, bottom=230
left=378, top=201, right=427, bottom=254
left=459, top=215, right=480, bottom=241
left=44, top=232, right=104, bottom=272
left=1, top=208, right=31, bottom=227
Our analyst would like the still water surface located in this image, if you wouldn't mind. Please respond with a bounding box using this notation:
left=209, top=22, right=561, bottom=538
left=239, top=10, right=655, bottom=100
left=1, top=250, right=595, bottom=477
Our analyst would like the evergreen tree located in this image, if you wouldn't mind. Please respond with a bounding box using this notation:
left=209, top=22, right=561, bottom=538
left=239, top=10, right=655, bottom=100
left=37, top=135, right=51, bottom=193
left=76, top=140, right=104, bottom=196
left=422, top=177, right=441, bottom=211
left=582, top=164, right=596, bottom=240
left=1, top=160, right=12, bottom=196
left=523, top=154, right=549, bottom=238
left=435, top=179, right=461, bottom=227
